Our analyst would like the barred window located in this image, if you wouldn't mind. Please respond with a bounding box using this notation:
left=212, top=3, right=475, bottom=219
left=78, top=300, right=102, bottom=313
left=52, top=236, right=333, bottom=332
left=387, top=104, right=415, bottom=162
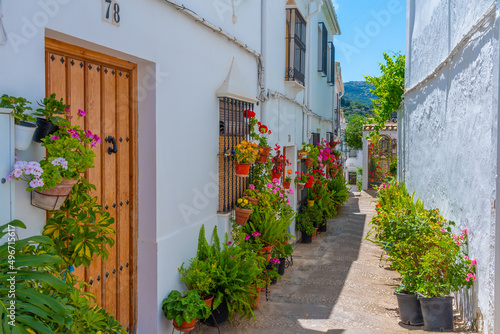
left=218, top=97, right=252, bottom=213
left=286, top=8, right=306, bottom=86
left=317, top=22, right=328, bottom=77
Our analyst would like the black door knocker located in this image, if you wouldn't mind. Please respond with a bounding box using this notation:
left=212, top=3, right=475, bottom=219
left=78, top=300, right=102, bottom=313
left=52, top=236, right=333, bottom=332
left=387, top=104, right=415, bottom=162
left=105, top=136, right=118, bottom=155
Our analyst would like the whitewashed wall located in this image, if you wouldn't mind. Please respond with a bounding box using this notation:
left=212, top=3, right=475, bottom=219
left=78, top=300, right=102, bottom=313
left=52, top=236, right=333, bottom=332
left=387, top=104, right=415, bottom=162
left=0, top=0, right=340, bottom=332
left=404, top=0, right=498, bottom=332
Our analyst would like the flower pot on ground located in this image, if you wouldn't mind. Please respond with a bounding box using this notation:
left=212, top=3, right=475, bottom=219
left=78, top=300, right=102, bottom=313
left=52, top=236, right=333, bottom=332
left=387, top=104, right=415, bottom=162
left=394, top=292, right=423, bottom=326
left=297, top=205, right=315, bottom=243
left=307, top=199, right=314, bottom=207
left=250, top=286, right=262, bottom=309
left=301, top=231, right=312, bottom=244
left=15, top=121, right=37, bottom=150
left=32, top=178, right=78, bottom=211
left=162, top=290, right=211, bottom=333
left=33, top=117, right=59, bottom=142
left=418, top=296, right=454, bottom=332
left=318, top=220, right=327, bottom=232
left=312, top=228, right=318, bottom=238
left=278, top=258, right=286, bottom=276
left=202, top=299, right=229, bottom=326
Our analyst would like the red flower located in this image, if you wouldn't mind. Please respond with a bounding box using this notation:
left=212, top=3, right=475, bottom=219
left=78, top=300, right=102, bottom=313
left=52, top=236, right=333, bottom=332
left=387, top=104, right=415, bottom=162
left=244, top=109, right=255, bottom=118
left=259, top=125, right=268, bottom=133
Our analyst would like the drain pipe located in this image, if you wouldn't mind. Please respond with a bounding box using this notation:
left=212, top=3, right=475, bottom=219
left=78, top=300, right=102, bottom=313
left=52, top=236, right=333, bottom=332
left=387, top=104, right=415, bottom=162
left=260, top=0, right=269, bottom=124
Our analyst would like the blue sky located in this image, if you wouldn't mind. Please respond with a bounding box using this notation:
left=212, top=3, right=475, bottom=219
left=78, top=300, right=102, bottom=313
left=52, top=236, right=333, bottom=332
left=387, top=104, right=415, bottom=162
left=333, top=0, right=406, bottom=82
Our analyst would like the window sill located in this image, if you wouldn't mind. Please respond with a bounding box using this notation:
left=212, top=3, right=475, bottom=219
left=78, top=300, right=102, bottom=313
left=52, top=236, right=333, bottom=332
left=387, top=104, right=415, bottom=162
left=284, top=80, right=305, bottom=100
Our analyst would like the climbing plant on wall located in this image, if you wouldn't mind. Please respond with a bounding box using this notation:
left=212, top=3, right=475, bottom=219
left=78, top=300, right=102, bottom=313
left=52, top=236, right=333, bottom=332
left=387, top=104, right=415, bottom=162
left=364, top=52, right=405, bottom=137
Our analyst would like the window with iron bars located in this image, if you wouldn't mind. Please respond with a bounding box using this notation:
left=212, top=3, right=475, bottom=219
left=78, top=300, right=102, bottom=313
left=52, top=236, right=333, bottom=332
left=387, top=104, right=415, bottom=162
left=285, top=8, right=306, bottom=86
left=218, top=97, right=252, bottom=213
left=311, top=132, right=320, bottom=146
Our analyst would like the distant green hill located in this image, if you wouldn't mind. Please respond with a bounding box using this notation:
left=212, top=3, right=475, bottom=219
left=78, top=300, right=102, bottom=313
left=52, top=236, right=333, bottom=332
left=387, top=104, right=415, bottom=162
left=343, top=81, right=377, bottom=106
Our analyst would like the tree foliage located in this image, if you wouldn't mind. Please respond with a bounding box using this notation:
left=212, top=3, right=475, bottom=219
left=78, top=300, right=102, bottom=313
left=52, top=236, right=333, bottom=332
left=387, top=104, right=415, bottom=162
left=345, top=115, right=367, bottom=151
left=364, top=52, right=405, bottom=136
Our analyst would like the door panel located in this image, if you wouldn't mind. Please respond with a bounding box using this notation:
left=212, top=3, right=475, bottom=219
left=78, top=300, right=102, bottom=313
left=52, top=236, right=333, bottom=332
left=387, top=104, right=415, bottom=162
left=45, top=38, right=137, bottom=332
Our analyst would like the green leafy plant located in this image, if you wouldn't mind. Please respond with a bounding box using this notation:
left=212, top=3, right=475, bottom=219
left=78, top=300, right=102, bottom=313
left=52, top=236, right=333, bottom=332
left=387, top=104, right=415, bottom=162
left=162, top=290, right=210, bottom=326
left=235, top=197, right=251, bottom=209
left=364, top=52, right=405, bottom=137
left=356, top=166, right=363, bottom=192
left=33, top=93, right=68, bottom=124
left=0, top=94, right=35, bottom=124
left=345, top=115, right=366, bottom=150
left=43, top=179, right=116, bottom=268
left=296, top=206, right=316, bottom=236
left=178, top=258, right=216, bottom=300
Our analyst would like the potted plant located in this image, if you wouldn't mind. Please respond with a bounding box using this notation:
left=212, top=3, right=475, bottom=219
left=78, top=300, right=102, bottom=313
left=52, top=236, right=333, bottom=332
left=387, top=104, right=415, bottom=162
left=302, top=143, right=319, bottom=167
left=283, top=169, right=292, bottom=189
left=234, top=197, right=252, bottom=225
left=234, top=140, right=260, bottom=177
left=0, top=94, right=37, bottom=150
left=178, top=258, right=216, bottom=306
left=416, top=227, right=476, bottom=332
left=296, top=206, right=316, bottom=243
left=7, top=109, right=101, bottom=210
left=249, top=117, right=272, bottom=163
left=162, top=289, right=210, bottom=332
left=32, top=93, right=68, bottom=142
left=297, top=143, right=309, bottom=159
left=270, top=144, right=291, bottom=180
left=294, top=171, right=307, bottom=190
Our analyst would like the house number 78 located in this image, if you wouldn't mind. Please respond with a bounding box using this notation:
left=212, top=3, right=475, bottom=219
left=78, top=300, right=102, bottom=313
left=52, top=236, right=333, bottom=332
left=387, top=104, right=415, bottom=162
left=103, top=0, right=120, bottom=26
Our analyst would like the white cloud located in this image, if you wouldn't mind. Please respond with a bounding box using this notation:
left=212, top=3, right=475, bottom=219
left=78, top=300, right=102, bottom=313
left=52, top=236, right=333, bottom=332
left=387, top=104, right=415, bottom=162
left=331, top=0, right=339, bottom=11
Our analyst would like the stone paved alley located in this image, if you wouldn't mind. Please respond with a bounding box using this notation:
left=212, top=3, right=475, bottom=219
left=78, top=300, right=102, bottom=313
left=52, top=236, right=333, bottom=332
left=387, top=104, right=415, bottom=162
left=199, top=191, right=475, bottom=334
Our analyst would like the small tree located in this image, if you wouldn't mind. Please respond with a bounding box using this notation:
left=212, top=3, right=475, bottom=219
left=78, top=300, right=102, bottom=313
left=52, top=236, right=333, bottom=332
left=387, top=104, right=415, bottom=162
left=364, top=52, right=405, bottom=136
left=345, top=115, right=367, bottom=150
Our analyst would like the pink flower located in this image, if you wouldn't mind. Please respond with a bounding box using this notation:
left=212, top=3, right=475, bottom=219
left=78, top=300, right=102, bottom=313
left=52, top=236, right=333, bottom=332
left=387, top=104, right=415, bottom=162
left=65, top=107, right=70, bottom=112
left=270, top=258, right=280, bottom=264
left=452, top=234, right=458, bottom=240
left=14, top=155, right=18, bottom=163
left=50, top=135, right=59, bottom=141
left=272, top=189, right=277, bottom=195
left=29, top=179, right=39, bottom=188
left=462, top=228, right=468, bottom=235
left=471, top=259, right=477, bottom=265
left=440, top=228, right=446, bottom=233
left=252, top=231, right=261, bottom=237
left=249, top=184, right=255, bottom=190
left=244, top=234, right=250, bottom=241
left=37, top=179, right=44, bottom=187
left=279, top=193, right=283, bottom=198
left=85, top=130, right=93, bottom=139
left=91, top=141, right=97, bottom=148
left=267, top=183, right=272, bottom=188
left=6, top=172, right=12, bottom=181
left=78, top=109, right=86, bottom=117
left=288, top=189, right=294, bottom=195
left=93, top=134, right=101, bottom=144
left=456, top=240, right=461, bottom=246
left=227, top=241, right=232, bottom=246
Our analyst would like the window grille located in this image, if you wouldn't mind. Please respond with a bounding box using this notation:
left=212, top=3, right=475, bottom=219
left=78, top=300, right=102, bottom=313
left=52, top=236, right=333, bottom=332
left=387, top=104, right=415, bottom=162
left=218, top=97, right=252, bottom=213
left=311, top=132, right=320, bottom=146
left=326, top=131, right=334, bottom=144
left=285, top=8, right=306, bottom=86
left=317, top=22, right=328, bottom=76
left=348, top=172, right=357, bottom=185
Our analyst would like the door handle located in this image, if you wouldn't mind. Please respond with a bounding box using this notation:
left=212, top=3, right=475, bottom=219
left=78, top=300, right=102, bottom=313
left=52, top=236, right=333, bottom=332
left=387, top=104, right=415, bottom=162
left=105, top=136, right=118, bottom=155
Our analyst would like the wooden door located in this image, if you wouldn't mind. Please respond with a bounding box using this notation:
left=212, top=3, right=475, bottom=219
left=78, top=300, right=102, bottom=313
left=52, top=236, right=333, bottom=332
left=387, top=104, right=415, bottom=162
left=45, top=38, right=138, bottom=333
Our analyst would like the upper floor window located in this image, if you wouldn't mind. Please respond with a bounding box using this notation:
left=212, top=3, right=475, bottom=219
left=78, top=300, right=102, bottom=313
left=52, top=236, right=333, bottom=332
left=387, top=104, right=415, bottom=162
left=327, top=42, right=335, bottom=85
left=317, top=22, right=328, bottom=77
left=286, top=8, right=306, bottom=86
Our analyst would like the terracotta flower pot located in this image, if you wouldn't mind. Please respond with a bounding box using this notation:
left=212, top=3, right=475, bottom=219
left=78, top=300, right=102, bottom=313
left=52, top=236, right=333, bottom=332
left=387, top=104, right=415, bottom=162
left=297, top=150, right=308, bottom=159
left=304, top=157, right=314, bottom=167
left=204, top=295, right=214, bottom=308
left=173, top=318, right=197, bottom=332
left=331, top=169, right=338, bottom=178
left=244, top=196, right=259, bottom=205
left=312, top=228, right=318, bottom=238
left=31, top=178, right=78, bottom=211
left=235, top=207, right=252, bottom=225
left=250, top=285, right=262, bottom=309
left=256, top=146, right=271, bottom=163
left=235, top=162, right=252, bottom=177
left=261, top=245, right=273, bottom=262
left=271, top=172, right=281, bottom=180
left=307, top=199, right=315, bottom=207
left=283, top=181, right=291, bottom=189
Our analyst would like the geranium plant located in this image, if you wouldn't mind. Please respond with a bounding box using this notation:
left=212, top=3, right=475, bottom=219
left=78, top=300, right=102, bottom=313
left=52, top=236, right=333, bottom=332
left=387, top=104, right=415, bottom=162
left=271, top=144, right=291, bottom=175
left=234, top=140, right=260, bottom=164
left=0, top=94, right=35, bottom=124
left=285, top=169, right=293, bottom=183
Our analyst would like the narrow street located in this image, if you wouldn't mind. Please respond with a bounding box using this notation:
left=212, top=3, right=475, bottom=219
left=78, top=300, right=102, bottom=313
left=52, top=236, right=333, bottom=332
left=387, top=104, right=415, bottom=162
left=199, top=191, right=473, bottom=334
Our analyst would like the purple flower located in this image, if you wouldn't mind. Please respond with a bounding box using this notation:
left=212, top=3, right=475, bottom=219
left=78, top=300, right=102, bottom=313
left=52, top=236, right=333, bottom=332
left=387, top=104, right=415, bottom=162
left=244, top=234, right=250, bottom=241
left=249, top=184, right=255, bottom=190
left=50, top=135, right=59, bottom=141
left=270, top=258, right=280, bottom=264
left=78, top=109, right=86, bottom=117
left=252, top=231, right=261, bottom=237
left=227, top=241, right=232, bottom=246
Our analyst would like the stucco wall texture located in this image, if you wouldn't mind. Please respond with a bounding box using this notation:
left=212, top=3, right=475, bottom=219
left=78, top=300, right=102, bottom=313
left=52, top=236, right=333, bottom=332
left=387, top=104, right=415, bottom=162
left=404, top=1, right=498, bottom=332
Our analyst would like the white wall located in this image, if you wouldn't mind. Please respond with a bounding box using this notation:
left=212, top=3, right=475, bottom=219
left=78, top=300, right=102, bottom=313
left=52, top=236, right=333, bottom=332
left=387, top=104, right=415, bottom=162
left=405, top=1, right=498, bottom=332
left=0, top=0, right=339, bottom=332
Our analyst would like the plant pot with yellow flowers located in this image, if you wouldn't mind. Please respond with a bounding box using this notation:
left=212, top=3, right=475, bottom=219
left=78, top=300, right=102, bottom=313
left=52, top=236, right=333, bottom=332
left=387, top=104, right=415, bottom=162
left=234, top=140, right=260, bottom=177
left=234, top=197, right=252, bottom=225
